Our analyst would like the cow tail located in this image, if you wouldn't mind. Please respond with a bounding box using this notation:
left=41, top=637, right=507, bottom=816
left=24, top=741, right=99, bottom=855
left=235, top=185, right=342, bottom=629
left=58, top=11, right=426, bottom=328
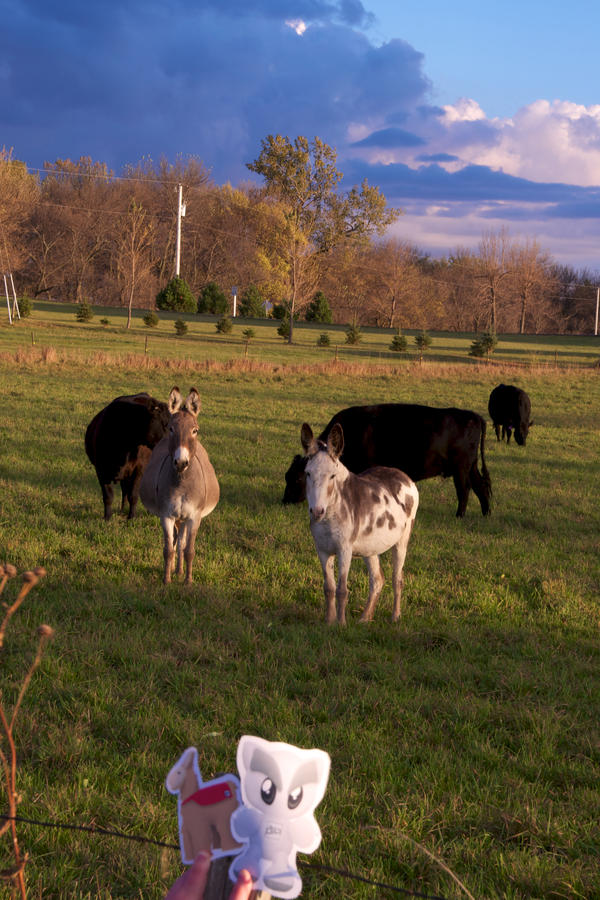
left=479, top=420, right=492, bottom=502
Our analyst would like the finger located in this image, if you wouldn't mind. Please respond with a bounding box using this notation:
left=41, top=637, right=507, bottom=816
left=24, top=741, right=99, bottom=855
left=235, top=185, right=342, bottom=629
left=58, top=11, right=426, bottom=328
left=164, top=851, right=212, bottom=900
left=229, top=868, right=253, bottom=900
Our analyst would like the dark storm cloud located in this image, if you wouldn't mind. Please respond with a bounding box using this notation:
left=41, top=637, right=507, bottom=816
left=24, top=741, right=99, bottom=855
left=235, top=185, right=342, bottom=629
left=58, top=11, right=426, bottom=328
left=0, top=0, right=426, bottom=179
left=3, top=0, right=600, bottom=238
left=341, top=160, right=600, bottom=217
left=351, top=127, right=426, bottom=148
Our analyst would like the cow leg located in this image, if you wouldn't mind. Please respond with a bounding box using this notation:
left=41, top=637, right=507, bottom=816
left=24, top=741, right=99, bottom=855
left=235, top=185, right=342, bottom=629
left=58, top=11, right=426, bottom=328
left=126, top=467, right=144, bottom=519
left=506, top=425, right=513, bottom=444
left=452, top=470, right=470, bottom=517
left=360, top=555, right=384, bottom=622
left=494, top=423, right=501, bottom=441
left=317, top=550, right=336, bottom=624
left=161, top=518, right=176, bottom=584
left=101, top=482, right=114, bottom=520
left=119, top=480, right=129, bottom=514
left=335, top=548, right=352, bottom=625
left=469, top=463, right=491, bottom=516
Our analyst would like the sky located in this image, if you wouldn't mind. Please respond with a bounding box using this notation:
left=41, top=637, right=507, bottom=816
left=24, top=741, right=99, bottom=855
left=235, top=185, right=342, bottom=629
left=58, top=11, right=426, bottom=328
left=2, top=0, right=600, bottom=270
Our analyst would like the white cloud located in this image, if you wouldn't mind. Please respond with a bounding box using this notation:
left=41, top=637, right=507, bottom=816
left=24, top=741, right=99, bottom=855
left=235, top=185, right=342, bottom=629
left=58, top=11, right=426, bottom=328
left=285, top=19, right=307, bottom=35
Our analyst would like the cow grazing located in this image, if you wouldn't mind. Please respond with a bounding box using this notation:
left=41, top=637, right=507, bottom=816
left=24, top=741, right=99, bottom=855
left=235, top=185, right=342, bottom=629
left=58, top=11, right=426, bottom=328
left=85, top=392, right=170, bottom=520
left=140, top=387, right=220, bottom=584
left=284, top=404, right=492, bottom=518
left=301, top=422, right=419, bottom=624
left=488, top=384, right=532, bottom=446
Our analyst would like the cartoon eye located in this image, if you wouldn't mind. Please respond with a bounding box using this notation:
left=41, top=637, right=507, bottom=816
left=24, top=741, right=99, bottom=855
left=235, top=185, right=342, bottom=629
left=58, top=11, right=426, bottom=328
left=261, top=778, right=276, bottom=805
left=288, top=786, right=303, bottom=809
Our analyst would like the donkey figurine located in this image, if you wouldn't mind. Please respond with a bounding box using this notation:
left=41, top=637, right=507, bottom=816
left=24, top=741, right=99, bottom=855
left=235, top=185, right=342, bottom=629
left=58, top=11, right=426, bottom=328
left=166, top=747, right=242, bottom=864
left=140, top=387, right=220, bottom=584
left=301, top=422, right=419, bottom=624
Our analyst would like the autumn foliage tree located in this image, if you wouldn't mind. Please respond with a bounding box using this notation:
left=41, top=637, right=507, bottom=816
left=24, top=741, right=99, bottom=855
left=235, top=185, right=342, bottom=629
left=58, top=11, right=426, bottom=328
left=247, top=134, right=399, bottom=342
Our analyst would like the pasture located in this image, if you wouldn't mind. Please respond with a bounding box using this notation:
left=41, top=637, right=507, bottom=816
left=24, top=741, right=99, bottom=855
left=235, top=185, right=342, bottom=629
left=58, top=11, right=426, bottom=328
left=0, top=326, right=599, bottom=898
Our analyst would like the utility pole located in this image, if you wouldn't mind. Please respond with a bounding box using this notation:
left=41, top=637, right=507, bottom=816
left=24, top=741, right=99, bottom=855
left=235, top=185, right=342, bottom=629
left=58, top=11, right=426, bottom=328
left=175, top=184, right=186, bottom=277
left=595, top=286, right=599, bottom=336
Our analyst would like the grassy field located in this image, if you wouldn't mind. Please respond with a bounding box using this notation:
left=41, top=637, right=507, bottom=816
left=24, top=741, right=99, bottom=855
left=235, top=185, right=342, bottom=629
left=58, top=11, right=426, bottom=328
left=0, top=314, right=599, bottom=898
left=1, top=299, right=599, bottom=370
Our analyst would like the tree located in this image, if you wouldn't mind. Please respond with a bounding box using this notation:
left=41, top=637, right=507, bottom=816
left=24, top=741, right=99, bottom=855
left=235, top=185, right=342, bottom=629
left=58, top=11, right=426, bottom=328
left=198, top=281, right=228, bottom=314
left=156, top=276, right=196, bottom=312
left=475, top=228, right=513, bottom=333
left=509, top=239, right=557, bottom=334
left=114, top=200, right=155, bottom=328
left=414, top=330, right=432, bottom=362
left=305, top=290, right=333, bottom=323
left=369, top=239, right=422, bottom=328
left=239, top=284, right=266, bottom=317
left=247, top=134, right=399, bottom=342
left=390, top=329, right=407, bottom=352
left=470, top=331, right=498, bottom=359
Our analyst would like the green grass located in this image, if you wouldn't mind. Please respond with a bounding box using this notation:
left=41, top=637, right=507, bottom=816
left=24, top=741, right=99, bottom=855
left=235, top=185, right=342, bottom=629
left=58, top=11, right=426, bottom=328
left=0, top=330, right=599, bottom=898
left=2, top=299, right=600, bottom=369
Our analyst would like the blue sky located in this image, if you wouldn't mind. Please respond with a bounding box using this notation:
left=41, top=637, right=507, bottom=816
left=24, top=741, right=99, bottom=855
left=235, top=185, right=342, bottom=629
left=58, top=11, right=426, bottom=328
left=2, top=0, right=600, bottom=269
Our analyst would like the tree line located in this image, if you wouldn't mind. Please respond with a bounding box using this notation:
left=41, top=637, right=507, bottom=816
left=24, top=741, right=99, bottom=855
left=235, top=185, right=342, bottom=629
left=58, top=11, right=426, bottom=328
left=0, top=140, right=598, bottom=335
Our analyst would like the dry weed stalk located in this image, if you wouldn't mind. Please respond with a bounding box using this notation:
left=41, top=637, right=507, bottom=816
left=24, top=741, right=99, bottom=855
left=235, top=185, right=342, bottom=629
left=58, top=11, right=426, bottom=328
left=0, top=566, right=52, bottom=900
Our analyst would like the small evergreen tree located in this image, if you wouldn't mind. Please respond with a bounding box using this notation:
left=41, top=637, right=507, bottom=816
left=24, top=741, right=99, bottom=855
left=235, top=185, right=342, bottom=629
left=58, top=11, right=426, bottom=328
left=174, top=318, right=188, bottom=336
left=305, top=291, right=333, bottom=323
left=344, top=322, right=362, bottom=344
left=143, top=310, right=159, bottom=327
left=390, top=329, right=407, bottom=352
left=470, top=331, right=498, bottom=360
left=317, top=332, right=331, bottom=347
left=18, top=295, right=33, bottom=317
left=277, top=318, right=291, bottom=340
left=198, top=281, right=228, bottom=314
left=239, top=284, right=266, bottom=318
left=156, top=276, right=196, bottom=313
left=271, top=303, right=287, bottom=319
left=414, top=330, right=432, bottom=362
left=216, top=315, right=233, bottom=334
left=75, top=300, right=93, bottom=322
left=99, top=317, right=110, bottom=326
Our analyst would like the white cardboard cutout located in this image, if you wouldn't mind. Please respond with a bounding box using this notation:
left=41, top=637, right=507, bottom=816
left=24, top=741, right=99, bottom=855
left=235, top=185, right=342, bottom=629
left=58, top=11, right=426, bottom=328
left=229, top=736, right=331, bottom=899
left=166, top=746, right=242, bottom=864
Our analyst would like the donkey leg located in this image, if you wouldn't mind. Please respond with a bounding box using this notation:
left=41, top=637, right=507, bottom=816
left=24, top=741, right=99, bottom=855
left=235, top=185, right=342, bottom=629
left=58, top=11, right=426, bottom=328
left=317, top=551, right=336, bottom=624
left=335, top=549, right=352, bottom=625
left=390, top=529, right=412, bottom=621
left=360, top=555, right=385, bottom=622
left=183, top=520, right=200, bottom=584
left=161, top=518, right=176, bottom=584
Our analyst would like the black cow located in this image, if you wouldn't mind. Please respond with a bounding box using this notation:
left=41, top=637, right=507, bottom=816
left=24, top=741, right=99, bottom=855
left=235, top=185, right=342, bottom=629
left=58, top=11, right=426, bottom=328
left=488, top=384, right=532, bottom=446
left=85, top=392, right=170, bottom=520
left=283, top=403, right=492, bottom=517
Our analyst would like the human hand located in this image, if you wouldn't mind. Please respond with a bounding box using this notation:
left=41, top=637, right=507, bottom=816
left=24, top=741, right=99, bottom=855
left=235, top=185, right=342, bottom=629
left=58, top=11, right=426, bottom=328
left=164, top=852, right=254, bottom=900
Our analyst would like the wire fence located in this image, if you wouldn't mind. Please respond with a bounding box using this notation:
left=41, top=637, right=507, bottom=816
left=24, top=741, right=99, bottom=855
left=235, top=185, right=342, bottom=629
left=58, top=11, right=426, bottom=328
left=0, top=813, right=450, bottom=899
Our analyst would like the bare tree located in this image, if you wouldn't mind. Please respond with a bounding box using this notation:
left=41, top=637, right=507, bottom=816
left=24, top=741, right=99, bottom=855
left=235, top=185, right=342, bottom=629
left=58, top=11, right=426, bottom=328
left=113, top=200, right=156, bottom=327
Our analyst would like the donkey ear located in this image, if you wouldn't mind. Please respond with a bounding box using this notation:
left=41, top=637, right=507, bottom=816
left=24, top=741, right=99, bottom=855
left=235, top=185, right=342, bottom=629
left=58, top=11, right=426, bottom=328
left=301, top=423, right=316, bottom=455
left=168, top=386, right=183, bottom=414
left=328, top=423, right=344, bottom=459
left=185, top=388, right=201, bottom=417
